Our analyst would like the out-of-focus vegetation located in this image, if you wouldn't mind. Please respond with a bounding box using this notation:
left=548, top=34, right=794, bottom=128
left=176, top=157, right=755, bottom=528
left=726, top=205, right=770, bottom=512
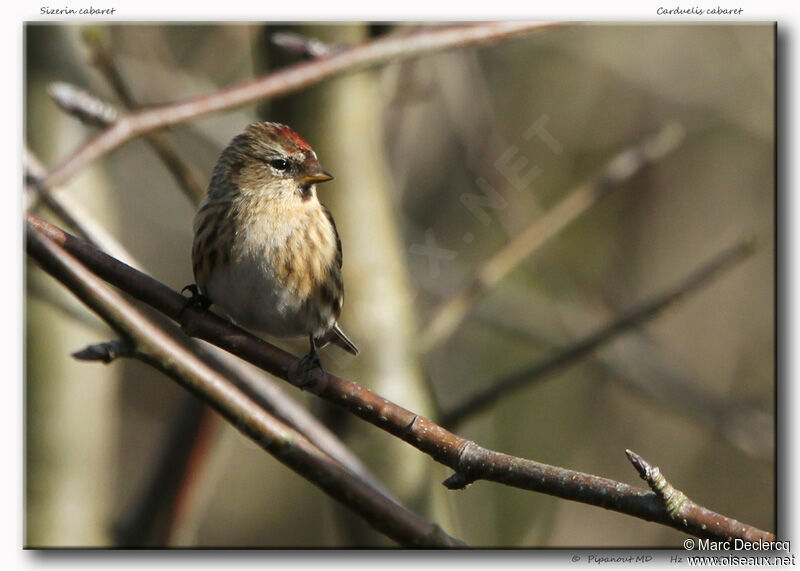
left=25, top=23, right=774, bottom=547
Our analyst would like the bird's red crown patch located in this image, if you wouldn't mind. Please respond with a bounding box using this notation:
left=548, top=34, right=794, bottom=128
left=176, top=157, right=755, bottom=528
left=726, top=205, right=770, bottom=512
left=276, top=124, right=312, bottom=152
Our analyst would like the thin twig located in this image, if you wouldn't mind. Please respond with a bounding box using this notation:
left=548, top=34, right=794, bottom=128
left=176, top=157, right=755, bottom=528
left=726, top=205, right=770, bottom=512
left=27, top=224, right=464, bottom=548
left=440, top=236, right=759, bottom=428
left=625, top=450, right=771, bottom=541
left=72, top=338, right=133, bottom=362
left=47, top=82, right=120, bottom=126
left=417, top=122, right=687, bottom=353
left=42, top=23, right=559, bottom=191
left=271, top=31, right=339, bottom=59
left=26, top=214, right=774, bottom=543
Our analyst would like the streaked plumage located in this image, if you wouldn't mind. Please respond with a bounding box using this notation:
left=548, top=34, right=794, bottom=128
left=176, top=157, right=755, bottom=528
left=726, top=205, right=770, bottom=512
left=191, top=121, right=358, bottom=362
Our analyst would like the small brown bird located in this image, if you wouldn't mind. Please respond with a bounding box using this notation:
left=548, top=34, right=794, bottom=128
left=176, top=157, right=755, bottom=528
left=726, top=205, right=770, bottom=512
left=189, top=121, right=358, bottom=375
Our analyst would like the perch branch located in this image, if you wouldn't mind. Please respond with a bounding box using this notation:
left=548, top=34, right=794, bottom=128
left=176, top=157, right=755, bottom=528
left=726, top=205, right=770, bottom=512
left=26, top=224, right=464, bottom=548
left=418, top=122, right=686, bottom=353
left=41, top=23, right=558, bottom=191
left=440, top=236, right=759, bottom=428
left=25, top=214, right=774, bottom=543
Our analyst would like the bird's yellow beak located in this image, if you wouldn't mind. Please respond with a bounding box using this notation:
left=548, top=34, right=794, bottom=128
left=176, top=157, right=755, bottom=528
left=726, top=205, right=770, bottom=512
left=302, top=170, right=334, bottom=185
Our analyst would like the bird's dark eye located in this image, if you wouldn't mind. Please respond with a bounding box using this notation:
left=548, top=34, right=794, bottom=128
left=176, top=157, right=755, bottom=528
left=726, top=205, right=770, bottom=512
left=269, top=158, right=290, bottom=171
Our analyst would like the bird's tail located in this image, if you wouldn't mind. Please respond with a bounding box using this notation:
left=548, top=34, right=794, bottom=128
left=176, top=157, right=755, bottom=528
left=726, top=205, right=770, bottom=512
left=316, top=324, right=359, bottom=356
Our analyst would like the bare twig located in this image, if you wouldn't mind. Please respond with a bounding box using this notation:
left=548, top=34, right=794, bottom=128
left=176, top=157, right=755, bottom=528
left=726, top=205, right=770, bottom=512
left=271, top=31, right=338, bottom=59
left=417, top=122, right=686, bottom=353
left=625, top=450, right=770, bottom=541
left=47, top=82, right=119, bottom=126
left=26, top=214, right=774, bottom=543
left=72, top=338, right=133, bottom=362
left=27, top=224, right=464, bottom=548
left=42, top=23, right=559, bottom=191
left=439, top=236, right=759, bottom=428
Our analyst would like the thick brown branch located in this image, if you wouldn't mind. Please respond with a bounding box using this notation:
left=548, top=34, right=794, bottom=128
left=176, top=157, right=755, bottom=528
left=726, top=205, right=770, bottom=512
left=25, top=214, right=774, bottom=543
left=440, top=236, right=758, bottom=428
left=42, top=23, right=558, bottom=190
left=26, top=223, right=464, bottom=548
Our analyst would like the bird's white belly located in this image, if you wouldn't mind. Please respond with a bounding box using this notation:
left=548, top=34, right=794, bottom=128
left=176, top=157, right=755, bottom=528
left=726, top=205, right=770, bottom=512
left=204, top=256, right=310, bottom=338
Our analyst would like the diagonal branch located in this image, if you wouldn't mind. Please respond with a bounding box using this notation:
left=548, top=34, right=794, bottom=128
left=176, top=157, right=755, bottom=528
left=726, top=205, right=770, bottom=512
left=440, top=236, right=759, bottom=428
left=41, top=23, right=559, bottom=191
left=26, top=214, right=774, bottom=543
left=417, top=122, right=686, bottom=353
left=27, top=223, right=464, bottom=548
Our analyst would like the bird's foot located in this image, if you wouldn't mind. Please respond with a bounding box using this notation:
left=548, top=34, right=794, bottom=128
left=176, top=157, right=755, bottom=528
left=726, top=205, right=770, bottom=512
left=288, top=351, right=328, bottom=394
left=180, top=284, right=211, bottom=336
left=181, top=284, right=211, bottom=312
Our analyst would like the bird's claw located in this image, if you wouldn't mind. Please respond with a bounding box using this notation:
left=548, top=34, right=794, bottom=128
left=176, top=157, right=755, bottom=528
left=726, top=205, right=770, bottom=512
left=180, top=284, right=211, bottom=313
left=288, top=352, right=327, bottom=394
left=180, top=284, right=211, bottom=337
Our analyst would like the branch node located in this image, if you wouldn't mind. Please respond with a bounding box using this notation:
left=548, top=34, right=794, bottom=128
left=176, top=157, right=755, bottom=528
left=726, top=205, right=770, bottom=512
left=402, top=414, right=420, bottom=438
left=423, top=523, right=465, bottom=548
left=443, top=440, right=482, bottom=489
left=72, top=338, right=133, bottom=363
left=442, top=471, right=476, bottom=490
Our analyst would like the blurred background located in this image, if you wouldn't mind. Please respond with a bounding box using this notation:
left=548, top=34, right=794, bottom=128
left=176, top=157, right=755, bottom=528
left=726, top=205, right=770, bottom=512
left=24, top=23, right=774, bottom=547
